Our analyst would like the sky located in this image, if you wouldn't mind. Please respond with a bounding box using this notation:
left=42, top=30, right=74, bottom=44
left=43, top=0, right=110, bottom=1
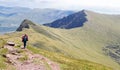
left=0, top=0, right=120, bottom=14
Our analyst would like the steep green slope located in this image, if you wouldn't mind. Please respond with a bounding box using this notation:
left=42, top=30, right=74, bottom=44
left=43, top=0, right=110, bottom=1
left=42, top=11, right=120, bottom=70
left=1, top=10, right=120, bottom=70
left=0, top=28, right=112, bottom=70
left=33, top=11, right=120, bottom=70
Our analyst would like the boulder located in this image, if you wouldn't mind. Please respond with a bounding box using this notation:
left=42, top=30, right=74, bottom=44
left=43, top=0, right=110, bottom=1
left=7, top=41, right=15, bottom=46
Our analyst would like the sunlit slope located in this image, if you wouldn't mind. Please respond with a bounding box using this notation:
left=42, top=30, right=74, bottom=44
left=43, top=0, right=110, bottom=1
left=42, top=11, right=120, bottom=69
left=1, top=10, right=120, bottom=69
left=0, top=26, right=112, bottom=70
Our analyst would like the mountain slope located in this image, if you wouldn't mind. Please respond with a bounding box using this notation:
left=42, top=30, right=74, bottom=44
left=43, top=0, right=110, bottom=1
left=12, top=10, right=120, bottom=69
left=0, top=19, right=113, bottom=70
left=44, top=10, right=87, bottom=29
left=0, top=6, right=74, bottom=34
left=1, top=10, right=120, bottom=70
left=38, top=10, right=120, bottom=70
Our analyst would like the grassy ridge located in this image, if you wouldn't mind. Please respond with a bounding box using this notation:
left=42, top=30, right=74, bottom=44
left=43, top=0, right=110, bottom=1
left=0, top=28, right=113, bottom=70
left=1, top=11, right=120, bottom=70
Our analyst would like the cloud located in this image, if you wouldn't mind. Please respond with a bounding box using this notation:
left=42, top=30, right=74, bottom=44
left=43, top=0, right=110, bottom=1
left=0, top=0, right=120, bottom=9
left=0, top=0, right=120, bottom=14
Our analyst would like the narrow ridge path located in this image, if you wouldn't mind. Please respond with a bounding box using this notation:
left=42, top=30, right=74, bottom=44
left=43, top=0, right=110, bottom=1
left=4, top=44, right=60, bottom=70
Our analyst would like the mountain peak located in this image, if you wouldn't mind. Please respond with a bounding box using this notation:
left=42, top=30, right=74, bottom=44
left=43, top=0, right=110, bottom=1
left=44, top=10, right=88, bottom=29
left=16, top=19, right=36, bottom=31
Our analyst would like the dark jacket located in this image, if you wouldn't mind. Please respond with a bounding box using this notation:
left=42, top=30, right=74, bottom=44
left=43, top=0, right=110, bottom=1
left=22, top=35, right=28, bottom=42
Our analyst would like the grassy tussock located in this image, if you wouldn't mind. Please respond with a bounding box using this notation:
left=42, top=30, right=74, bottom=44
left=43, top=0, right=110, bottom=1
left=0, top=39, right=15, bottom=70
left=18, top=54, right=28, bottom=62
left=0, top=56, right=7, bottom=69
left=0, top=48, right=8, bottom=56
left=0, top=38, right=6, bottom=48
left=0, top=39, right=8, bottom=69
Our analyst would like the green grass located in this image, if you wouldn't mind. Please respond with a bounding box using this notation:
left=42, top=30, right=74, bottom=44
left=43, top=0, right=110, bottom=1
left=18, top=52, right=28, bottom=62
left=0, top=39, right=18, bottom=70
left=0, top=48, right=8, bottom=56
left=0, top=38, right=6, bottom=48
left=0, top=25, right=116, bottom=69
left=0, top=39, right=11, bottom=70
left=27, top=45, right=112, bottom=70
left=1, top=12, right=120, bottom=70
left=44, top=61, right=52, bottom=70
left=0, top=44, right=16, bottom=70
left=0, top=55, right=16, bottom=70
left=0, top=39, right=8, bottom=69
left=0, top=46, right=8, bottom=69
left=0, top=56, right=7, bottom=69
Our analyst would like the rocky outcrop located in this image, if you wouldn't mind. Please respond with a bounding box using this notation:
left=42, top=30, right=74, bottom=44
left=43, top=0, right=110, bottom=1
left=43, top=10, right=88, bottom=29
left=16, top=19, right=35, bottom=31
left=7, top=41, right=15, bottom=46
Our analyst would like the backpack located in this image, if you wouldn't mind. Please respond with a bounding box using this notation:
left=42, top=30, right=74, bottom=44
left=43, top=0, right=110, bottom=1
left=23, top=36, right=28, bottom=42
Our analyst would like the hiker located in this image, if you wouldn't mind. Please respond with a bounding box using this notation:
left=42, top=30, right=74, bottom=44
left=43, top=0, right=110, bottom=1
left=22, top=34, right=28, bottom=49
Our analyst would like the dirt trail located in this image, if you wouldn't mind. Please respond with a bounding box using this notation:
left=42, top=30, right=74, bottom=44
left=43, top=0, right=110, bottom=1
left=4, top=44, right=60, bottom=70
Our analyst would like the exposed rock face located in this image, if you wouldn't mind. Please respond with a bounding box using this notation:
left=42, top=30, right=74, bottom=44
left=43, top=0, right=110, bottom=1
left=43, top=10, right=88, bottom=29
left=103, top=45, right=120, bottom=64
left=16, top=19, right=34, bottom=31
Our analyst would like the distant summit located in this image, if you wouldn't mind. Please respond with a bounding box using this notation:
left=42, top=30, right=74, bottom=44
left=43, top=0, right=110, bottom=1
left=43, top=10, right=88, bottom=29
left=16, top=19, right=35, bottom=31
